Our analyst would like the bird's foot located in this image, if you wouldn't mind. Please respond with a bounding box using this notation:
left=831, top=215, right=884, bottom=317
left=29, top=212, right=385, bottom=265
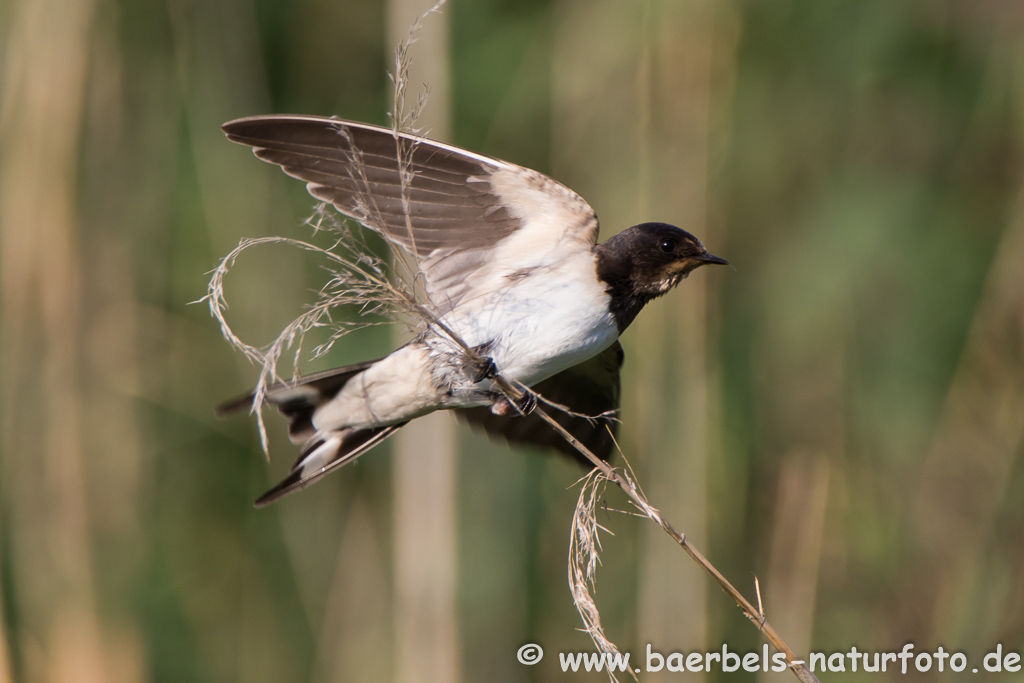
left=473, top=356, right=498, bottom=383
left=489, top=390, right=537, bottom=417
left=515, top=390, right=537, bottom=416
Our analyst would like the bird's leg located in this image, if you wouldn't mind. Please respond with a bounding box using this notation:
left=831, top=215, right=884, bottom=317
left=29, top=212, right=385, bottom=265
left=469, top=341, right=534, bottom=415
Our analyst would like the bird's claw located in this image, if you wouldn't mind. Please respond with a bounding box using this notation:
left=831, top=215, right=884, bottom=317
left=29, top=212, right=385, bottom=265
left=514, top=390, right=537, bottom=416
left=473, top=356, right=498, bottom=383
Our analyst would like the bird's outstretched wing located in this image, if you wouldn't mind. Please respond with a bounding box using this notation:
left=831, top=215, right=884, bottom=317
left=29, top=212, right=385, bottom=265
left=456, top=341, right=624, bottom=464
left=222, top=115, right=600, bottom=313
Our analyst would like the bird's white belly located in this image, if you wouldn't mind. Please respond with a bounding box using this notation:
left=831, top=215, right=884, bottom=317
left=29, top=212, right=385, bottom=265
left=316, top=253, right=618, bottom=430
left=442, top=256, right=619, bottom=389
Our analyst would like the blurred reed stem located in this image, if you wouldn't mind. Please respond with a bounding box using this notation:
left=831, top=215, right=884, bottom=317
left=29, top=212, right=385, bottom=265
left=913, top=79, right=1024, bottom=647
left=386, top=3, right=462, bottom=683
left=0, top=0, right=124, bottom=681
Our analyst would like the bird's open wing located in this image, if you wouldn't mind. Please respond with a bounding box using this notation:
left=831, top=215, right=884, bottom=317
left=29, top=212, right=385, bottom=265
left=222, top=115, right=600, bottom=313
left=456, top=341, right=624, bottom=464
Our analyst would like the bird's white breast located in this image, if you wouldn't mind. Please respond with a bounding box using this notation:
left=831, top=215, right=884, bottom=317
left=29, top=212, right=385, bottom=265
left=442, top=250, right=619, bottom=389
left=313, top=252, right=617, bottom=431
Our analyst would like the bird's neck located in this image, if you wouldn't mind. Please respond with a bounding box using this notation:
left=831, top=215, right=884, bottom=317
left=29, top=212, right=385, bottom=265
left=594, top=245, right=652, bottom=333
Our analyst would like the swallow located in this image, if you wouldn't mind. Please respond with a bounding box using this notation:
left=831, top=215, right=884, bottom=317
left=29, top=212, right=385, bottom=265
left=217, top=115, right=727, bottom=506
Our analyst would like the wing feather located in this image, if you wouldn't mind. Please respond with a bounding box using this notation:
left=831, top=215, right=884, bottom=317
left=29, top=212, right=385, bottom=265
left=223, top=115, right=599, bottom=312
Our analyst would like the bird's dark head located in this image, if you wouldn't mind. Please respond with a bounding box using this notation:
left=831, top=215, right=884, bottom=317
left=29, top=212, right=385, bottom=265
left=595, top=222, right=728, bottom=330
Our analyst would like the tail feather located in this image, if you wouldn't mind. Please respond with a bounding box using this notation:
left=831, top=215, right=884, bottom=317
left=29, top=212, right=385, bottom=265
left=254, top=423, right=406, bottom=507
left=216, top=359, right=381, bottom=443
left=218, top=356, right=411, bottom=507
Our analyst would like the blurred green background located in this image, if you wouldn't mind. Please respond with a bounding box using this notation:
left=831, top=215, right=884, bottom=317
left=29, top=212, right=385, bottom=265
left=1, top=0, right=1022, bottom=681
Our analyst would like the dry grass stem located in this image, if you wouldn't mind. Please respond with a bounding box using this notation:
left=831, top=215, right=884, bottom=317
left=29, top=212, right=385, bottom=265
left=389, top=0, right=448, bottom=137
left=545, top=408, right=821, bottom=683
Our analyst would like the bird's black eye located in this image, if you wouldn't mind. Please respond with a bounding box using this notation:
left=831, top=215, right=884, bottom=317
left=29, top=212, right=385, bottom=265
left=659, top=239, right=676, bottom=253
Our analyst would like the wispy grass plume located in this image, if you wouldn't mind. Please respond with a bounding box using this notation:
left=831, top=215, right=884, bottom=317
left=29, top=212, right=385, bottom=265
left=204, top=218, right=421, bottom=453
left=569, top=469, right=634, bottom=682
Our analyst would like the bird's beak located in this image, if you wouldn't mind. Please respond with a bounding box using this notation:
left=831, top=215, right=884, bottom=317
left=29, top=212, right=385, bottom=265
left=696, top=252, right=729, bottom=266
